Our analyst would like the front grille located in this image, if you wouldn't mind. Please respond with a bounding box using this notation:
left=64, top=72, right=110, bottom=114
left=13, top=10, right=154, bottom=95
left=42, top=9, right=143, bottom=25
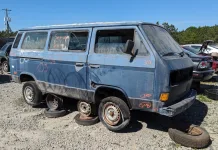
left=170, top=67, right=193, bottom=85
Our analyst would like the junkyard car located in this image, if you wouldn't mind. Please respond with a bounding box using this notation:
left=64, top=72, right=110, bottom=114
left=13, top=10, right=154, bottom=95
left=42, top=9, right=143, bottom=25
left=10, top=22, right=196, bottom=131
left=0, top=42, right=13, bottom=73
left=182, top=42, right=218, bottom=73
left=183, top=49, right=214, bottom=81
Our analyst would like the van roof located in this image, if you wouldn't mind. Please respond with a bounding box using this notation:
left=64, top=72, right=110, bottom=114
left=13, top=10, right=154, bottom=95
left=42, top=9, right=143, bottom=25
left=20, top=21, right=157, bottom=31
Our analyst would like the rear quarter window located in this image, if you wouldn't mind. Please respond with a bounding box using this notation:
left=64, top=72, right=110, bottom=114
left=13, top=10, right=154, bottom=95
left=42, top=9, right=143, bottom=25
left=13, top=33, right=23, bottom=48
left=21, top=32, right=48, bottom=50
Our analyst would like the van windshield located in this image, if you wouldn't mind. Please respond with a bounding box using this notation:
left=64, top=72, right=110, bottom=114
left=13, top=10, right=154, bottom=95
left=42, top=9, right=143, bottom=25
left=142, top=25, right=183, bottom=56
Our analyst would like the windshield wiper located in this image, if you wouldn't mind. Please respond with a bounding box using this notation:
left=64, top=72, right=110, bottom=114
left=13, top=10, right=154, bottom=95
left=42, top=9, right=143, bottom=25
left=162, top=51, right=184, bottom=57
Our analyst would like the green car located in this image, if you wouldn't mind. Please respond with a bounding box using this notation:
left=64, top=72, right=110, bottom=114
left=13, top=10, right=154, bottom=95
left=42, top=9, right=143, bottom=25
left=0, top=42, right=12, bottom=73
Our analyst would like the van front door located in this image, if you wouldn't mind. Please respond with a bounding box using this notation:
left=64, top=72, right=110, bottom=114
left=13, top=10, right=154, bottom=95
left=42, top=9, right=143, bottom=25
left=88, top=26, right=155, bottom=106
left=42, top=28, right=92, bottom=100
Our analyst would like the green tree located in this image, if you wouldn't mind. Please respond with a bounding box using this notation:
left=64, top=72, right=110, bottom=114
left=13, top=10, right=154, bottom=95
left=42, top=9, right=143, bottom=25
left=0, top=30, right=17, bottom=38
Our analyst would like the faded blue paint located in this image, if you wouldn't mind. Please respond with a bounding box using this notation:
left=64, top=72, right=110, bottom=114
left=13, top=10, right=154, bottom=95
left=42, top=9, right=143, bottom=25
left=9, top=22, right=196, bottom=117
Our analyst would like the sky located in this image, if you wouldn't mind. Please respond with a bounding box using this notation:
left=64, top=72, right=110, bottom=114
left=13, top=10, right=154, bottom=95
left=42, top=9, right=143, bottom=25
left=0, top=0, right=217, bottom=31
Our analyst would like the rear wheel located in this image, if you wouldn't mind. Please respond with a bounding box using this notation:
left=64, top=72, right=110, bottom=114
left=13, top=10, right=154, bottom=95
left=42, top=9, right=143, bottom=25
left=2, top=61, right=8, bottom=73
left=98, top=96, right=130, bottom=132
left=22, top=81, right=42, bottom=106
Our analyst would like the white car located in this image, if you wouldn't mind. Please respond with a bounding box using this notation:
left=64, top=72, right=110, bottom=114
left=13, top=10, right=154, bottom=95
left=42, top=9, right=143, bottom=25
left=183, top=44, right=218, bottom=54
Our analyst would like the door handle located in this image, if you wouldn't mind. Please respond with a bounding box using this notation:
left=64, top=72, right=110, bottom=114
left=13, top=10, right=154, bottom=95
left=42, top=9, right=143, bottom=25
left=75, top=63, right=84, bottom=67
left=89, top=64, right=100, bottom=68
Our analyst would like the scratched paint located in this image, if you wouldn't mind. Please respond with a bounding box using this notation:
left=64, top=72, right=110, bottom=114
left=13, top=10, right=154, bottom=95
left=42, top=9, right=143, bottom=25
left=140, top=94, right=152, bottom=99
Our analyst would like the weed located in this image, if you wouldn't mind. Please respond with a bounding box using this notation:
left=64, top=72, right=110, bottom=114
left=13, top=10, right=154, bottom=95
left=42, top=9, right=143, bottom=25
left=197, top=95, right=212, bottom=102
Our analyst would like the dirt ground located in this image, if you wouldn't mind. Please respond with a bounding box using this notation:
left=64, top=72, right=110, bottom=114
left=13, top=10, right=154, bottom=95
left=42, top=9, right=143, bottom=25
left=0, top=74, right=218, bottom=150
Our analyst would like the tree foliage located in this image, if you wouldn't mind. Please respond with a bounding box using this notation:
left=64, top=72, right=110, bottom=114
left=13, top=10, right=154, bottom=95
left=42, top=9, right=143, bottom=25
left=158, top=22, right=218, bottom=45
left=0, top=30, right=17, bottom=38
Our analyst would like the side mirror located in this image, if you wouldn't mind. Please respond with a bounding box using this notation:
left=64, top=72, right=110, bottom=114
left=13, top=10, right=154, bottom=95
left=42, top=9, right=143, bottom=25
left=123, top=40, right=134, bottom=56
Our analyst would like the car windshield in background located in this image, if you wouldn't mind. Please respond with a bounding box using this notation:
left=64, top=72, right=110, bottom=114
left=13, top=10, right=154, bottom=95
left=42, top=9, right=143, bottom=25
left=0, top=44, right=8, bottom=51
left=183, top=49, right=198, bottom=57
left=209, top=44, right=218, bottom=49
left=142, top=25, right=183, bottom=56
left=183, top=46, right=200, bottom=54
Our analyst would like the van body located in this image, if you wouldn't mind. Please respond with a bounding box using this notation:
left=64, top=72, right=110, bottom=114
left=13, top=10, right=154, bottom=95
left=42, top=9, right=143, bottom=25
left=10, top=22, right=196, bottom=117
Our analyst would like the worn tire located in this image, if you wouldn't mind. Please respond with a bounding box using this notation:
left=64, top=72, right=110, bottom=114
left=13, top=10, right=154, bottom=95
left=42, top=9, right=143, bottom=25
left=74, top=113, right=99, bottom=126
left=98, top=96, right=130, bottom=132
left=44, top=108, right=67, bottom=118
left=205, top=89, right=218, bottom=100
left=168, top=125, right=210, bottom=148
left=22, top=81, right=42, bottom=107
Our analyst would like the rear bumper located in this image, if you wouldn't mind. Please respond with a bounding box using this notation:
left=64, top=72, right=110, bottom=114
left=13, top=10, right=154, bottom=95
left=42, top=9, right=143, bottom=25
left=193, top=70, right=214, bottom=81
left=158, top=89, right=196, bottom=117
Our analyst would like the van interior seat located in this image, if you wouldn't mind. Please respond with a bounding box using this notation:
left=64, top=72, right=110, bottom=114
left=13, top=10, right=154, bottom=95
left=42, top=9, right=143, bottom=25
left=95, top=43, right=125, bottom=54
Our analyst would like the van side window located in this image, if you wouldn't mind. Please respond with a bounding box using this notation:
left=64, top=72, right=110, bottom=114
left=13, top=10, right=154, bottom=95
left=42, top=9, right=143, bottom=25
left=134, top=31, right=149, bottom=56
left=94, top=29, right=148, bottom=55
left=49, top=31, right=89, bottom=51
left=21, top=32, right=48, bottom=50
left=94, top=29, right=134, bottom=54
left=13, top=33, right=23, bottom=48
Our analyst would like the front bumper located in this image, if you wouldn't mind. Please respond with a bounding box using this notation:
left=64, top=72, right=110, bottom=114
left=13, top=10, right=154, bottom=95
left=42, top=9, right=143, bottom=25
left=193, top=70, right=214, bottom=81
left=11, top=75, right=20, bottom=83
left=159, top=89, right=196, bottom=117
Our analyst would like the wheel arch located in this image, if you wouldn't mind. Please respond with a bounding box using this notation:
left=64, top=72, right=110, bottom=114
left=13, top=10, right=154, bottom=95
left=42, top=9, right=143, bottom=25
left=0, top=57, right=7, bottom=63
left=20, top=72, right=37, bottom=83
left=94, top=85, right=132, bottom=109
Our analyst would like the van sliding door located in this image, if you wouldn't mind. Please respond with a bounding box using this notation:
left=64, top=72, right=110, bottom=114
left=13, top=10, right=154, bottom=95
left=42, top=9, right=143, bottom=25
left=42, top=28, right=92, bottom=100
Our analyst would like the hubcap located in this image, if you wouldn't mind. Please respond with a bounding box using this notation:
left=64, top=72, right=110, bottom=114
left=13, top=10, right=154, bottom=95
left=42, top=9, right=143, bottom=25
left=103, top=103, right=121, bottom=126
left=78, top=102, right=91, bottom=116
left=24, top=86, right=34, bottom=103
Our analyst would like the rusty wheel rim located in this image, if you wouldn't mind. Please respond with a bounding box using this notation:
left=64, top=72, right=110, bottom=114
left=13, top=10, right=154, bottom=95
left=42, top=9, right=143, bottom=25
left=78, top=102, right=91, bottom=116
left=103, top=103, right=121, bottom=126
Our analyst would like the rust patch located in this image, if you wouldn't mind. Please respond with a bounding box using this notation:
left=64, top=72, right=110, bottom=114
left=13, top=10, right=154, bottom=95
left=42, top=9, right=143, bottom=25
left=139, top=102, right=152, bottom=109
left=140, top=94, right=152, bottom=99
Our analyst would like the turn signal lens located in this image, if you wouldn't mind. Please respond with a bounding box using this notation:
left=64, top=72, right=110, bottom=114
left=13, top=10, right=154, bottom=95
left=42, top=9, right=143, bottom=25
left=160, top=93, right=169, bottom=101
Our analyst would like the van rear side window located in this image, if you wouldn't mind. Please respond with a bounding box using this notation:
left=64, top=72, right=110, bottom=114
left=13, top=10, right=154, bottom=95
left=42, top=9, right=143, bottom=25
left=21, top=32, right=48, bottom=50
left=49, top=31, right=89, bottom=51
left=13, top=33, right=23, bottom=48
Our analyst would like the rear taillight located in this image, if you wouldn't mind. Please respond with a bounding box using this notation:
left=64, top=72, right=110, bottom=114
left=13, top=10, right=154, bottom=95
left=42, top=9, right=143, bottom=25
left=198, top=61, right=209, bottom=69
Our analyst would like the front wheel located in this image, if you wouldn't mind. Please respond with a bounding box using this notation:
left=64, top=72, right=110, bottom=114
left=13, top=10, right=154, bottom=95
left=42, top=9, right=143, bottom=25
left=22, top=81, right=42, bottom=106
left=98, top=97, right=130, bottom=132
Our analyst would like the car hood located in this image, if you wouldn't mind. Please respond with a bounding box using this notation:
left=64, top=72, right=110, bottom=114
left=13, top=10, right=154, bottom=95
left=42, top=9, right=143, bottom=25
left=163, top=56, right=193, bottom=71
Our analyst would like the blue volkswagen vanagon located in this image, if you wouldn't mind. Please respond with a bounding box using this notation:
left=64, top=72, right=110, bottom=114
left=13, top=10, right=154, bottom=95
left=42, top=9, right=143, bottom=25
left=10, top=22, right=196, bottom=131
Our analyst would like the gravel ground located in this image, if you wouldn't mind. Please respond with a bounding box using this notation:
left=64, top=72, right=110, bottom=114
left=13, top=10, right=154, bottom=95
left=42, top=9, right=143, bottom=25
left=0, top=74, right=218, bottom=150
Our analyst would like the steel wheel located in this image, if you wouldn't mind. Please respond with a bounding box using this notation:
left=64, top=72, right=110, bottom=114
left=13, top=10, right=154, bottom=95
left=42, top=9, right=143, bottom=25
left=2, top=61, right=8, bottom=73
left=77, top=101, right=92, bottom=117
left=98, top=97, right=130, bottom=131
left=103, top=103, right=121, bottom=126
left=24, top=86, right=34, bottom=103
left=46, top=94, right=63, bottom=111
